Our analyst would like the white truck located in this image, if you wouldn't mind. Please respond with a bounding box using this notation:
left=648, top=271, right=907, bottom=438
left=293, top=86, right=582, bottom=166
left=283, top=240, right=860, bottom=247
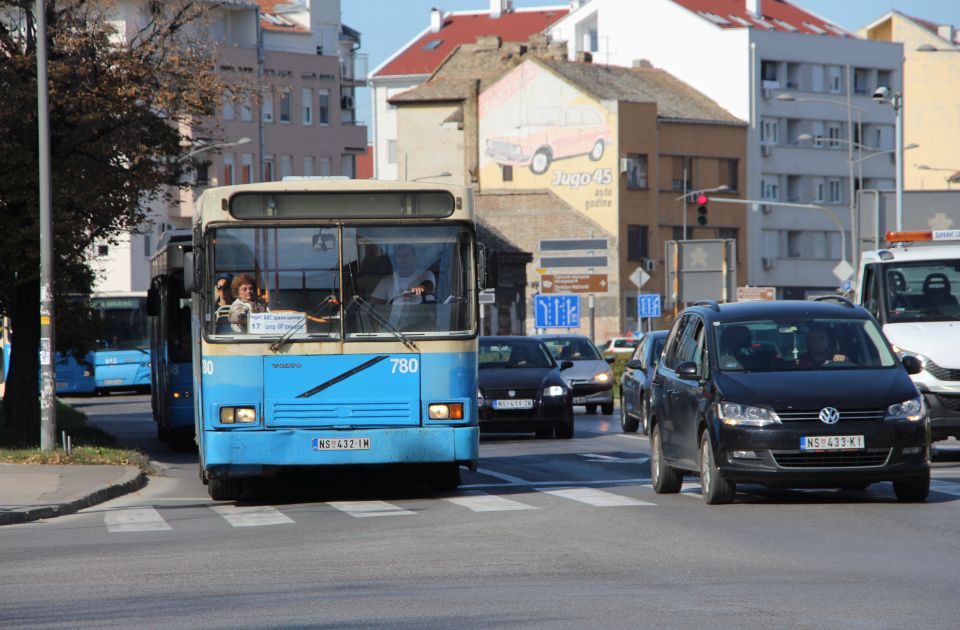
left=855, top=230, right=960, bottom=443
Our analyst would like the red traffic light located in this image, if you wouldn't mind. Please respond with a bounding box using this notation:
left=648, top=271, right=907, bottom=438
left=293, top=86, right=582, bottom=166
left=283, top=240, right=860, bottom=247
left=696, top=194, right=709, bottom=205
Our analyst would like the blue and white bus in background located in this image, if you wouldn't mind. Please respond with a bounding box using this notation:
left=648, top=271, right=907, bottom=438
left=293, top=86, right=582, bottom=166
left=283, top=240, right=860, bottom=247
left=186, top=179, right=481, bottom=500
left=1, top=315, right=96, bottom=396
left=147, top=230, right=195, bottom=442
left=91, top=293, right=151, bottom=394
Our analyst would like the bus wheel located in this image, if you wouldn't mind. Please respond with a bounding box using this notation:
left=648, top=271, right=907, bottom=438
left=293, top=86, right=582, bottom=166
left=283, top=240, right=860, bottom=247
left=426, top=464, right=461, bottom=491
left=208, top=477, right=242, bottom=501
left=156, top=423, right=169, bottom=442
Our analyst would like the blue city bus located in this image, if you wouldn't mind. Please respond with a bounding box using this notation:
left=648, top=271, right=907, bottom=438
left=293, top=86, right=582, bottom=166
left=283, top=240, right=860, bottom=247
left=91, top=293, right=151, bottom=394
left=147, top=230, right=195, bottom=442
left=186, top=179, right=481, bottom=500
left=1, top=315, right=96, bottom=396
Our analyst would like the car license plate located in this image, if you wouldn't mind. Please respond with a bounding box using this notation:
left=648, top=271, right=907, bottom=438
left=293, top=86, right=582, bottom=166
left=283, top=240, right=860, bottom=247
left=493, top=399, right=534, bottom=410
left=312, top=437, right=371, bottom=451
left=800, top=435, right=865, bottom=451
left=572, top=397, right=587, bottom=404
left=102, top=378, right=124, bottom=386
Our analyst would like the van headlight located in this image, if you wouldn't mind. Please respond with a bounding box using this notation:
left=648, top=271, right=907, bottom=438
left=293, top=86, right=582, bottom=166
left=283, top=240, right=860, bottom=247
left=718, top=403, right=781, bottom=427
left=886, top=396, right=924, bottom=422
left=544, top=385, right=566, bottom=396
left=220, top=406, right=257, bottom=424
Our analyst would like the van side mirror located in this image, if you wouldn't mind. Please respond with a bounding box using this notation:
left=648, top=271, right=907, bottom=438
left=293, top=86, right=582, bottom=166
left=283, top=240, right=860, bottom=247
left=901, top=355, right=923, bottom=375
left=675, top=361, right=700, bottom=380
left=146, top=287, right=160, bottom=316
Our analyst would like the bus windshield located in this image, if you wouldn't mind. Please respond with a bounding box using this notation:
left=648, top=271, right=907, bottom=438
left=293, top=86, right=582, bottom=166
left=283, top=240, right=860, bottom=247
left=208, top=224, right=475, bottom=340
left=93, top=297, right=149, bottom=350
left=883, top=260, right=960, bottom=323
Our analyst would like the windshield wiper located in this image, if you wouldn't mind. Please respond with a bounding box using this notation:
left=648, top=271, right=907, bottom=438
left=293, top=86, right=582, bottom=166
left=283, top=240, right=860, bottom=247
left=347, top=295, right=419, bottom=353
left=269, top=295, right=340, bottom=352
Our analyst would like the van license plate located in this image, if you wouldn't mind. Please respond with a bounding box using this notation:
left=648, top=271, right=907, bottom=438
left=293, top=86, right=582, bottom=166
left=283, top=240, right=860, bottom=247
left=800, top=435, right=864, bottom=451
left=312, top=437, right=371, bottom=451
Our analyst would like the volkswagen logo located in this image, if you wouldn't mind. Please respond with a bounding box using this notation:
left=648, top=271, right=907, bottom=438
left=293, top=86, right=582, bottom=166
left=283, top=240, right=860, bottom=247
left=508, top=390, right=516, bottom=397
left=819, top=407, right=840, bottom=424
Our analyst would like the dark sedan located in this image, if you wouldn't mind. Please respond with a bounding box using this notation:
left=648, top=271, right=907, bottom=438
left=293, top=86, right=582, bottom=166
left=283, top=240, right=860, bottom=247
left=620, top=330, right=669, bottom=434
left=478, top=336, right=575, bottom=438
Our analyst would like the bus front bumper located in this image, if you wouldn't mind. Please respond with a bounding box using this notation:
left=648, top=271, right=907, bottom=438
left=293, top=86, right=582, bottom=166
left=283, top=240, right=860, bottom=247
left=202, top=426, right=479, bottom=478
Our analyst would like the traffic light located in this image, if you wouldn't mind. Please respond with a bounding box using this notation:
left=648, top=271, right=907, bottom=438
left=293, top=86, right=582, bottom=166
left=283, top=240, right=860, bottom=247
left=696, top=194, right=709, bottom=226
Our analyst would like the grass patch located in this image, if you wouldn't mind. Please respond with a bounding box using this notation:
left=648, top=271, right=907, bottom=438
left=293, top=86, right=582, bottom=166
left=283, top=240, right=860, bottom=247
left=0, top=398, right=151, bottom=472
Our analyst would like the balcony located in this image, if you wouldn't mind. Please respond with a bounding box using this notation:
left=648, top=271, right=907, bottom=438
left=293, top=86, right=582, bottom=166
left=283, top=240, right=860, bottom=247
left=340, top=53, right=368, bottom=86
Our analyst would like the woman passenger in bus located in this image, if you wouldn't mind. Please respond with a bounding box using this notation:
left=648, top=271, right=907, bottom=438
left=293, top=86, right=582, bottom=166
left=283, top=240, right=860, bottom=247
left=228, top=273, right=268, bottom=332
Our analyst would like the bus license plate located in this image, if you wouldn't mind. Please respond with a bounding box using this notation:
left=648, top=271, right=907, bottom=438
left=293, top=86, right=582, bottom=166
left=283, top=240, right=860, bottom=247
left=493, top=399, right=534, bottom=410
left=103, top=379, right=124, bottom=386
left=312, top=437, right=371, bottom=451
left=800, top=435, right=864, bottom=451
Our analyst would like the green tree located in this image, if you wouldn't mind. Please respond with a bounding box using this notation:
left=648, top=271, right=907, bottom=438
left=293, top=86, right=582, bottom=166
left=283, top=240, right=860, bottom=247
left=0, top=0, right=232, bottom=445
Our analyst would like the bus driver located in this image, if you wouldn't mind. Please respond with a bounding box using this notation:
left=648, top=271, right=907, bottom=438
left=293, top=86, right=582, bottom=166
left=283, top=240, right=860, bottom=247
left=370, top=244, right=435, bottom=306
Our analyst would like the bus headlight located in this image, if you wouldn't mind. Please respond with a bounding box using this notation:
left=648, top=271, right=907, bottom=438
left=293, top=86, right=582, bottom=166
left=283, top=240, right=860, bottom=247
left=428, top=403, right=464, bottom=420
left=220, top=406, right=257, bottom=424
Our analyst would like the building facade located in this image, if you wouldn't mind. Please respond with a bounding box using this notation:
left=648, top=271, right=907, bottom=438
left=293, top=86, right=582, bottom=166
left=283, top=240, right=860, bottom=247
left=93, top=0, right=367, bottom=293
left=546, top=0, right=903, bottom=297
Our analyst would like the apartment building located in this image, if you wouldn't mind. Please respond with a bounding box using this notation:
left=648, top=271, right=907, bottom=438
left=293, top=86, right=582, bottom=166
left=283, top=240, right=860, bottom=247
left=368, top=0, right=568, bottom=181
left=391, top=40, right=747, bottom=338
left=93, top=0, right=367, bottom=293
left=547, top=0, right=903, bottom=297
left=860, top=11, right=960, bottom=191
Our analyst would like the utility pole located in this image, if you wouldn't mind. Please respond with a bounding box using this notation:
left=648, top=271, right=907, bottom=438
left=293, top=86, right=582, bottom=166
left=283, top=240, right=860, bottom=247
left=36, top=0, right=57, bottom=450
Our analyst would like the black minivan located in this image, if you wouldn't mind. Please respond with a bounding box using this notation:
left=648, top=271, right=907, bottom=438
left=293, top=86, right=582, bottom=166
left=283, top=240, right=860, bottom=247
left=649, top=297, right=930, bottom=504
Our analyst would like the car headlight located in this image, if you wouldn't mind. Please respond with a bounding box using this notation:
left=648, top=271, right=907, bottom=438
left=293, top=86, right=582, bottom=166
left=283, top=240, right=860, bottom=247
left=544, top=385, right=566, bottom=397
left=593, top=371, right=611, bottom=384
left=892, top=345, right=928, bottom=370
left=220, top=406, right=257, bottom=424
left=718, top=402, right=781, bottom=427
left=886, top=396, right=924, bottom=422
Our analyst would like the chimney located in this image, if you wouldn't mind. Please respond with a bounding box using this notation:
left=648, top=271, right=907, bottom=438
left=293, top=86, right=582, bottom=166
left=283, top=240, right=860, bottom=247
left=746, top=0, right=762, bottom=18
left=938, top=24, right=955, bottom=43
left=430, top=7, right=442, bottom=33
left=632, top=59, right=653, bottom=69
left=569, top=0, right=583, bottom=9
left=490, top=0, right=512, bottom=19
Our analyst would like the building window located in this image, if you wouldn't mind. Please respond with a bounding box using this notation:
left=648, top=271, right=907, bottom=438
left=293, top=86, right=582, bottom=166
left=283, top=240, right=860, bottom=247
left=387, top=139, right=398, bottom=165
left=761, top=60, right=778, bottom=84
left=854, top=68, right=869, bottom=95
left=828, top=66, right=842, bottom=93
left=240, top=96, right=253, bottom=122
left=827, top=124, right=841, bottom=148
left=626, top=225, right=649, bottom=260
left=829, top=178, right=842, bottom=203
left=722, top=158, right=738, bottom=191
left=762, top=177, right=779, bottom=201
left=280, top=155, right=292, bottom=179
left=222, top=153, right=235, bottom=185
left=502, top=164, right=513, bottom=182
left=812, top=177, right=825, bottom=203
left=261, top=90, right=274, bottom=123
left=280, top=90, right=291, bottom=123
left=626, top=154, right=648, bottom=189
left=341, top=154, right=356, bottom=178
left=264, top=157, right=274, bottom=182
left=787, top=230, right=805, bottom=258
left=303, top=156, right=314, bottom=177
left=222, top=91, right=235, bottom=121
left=672, top=156, right=692, bottom=191
left=319, top=158, right=331, bottom=177
left=318, top=90, right=330, bottom=125
left=301, top=88, right=313, bottom=125
left=761, top=119, right=779, bottom=145
left=241, top=153, right=253, bottom=184
left=672, top=226, right=693, bottom=241
left=143, top=234, right=152, bottom=258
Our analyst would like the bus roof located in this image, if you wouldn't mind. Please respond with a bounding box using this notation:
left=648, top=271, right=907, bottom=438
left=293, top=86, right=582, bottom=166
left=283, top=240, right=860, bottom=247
left=193, top=179, right=474, bottom=229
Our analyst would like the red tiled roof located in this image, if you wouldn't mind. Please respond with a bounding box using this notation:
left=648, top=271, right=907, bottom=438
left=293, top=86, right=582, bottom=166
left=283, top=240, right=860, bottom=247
left=671, top=0, right=850, bottom=37
left=257, top=0, right=310, bottom=33
left=374, top=8, right=568, bottom=78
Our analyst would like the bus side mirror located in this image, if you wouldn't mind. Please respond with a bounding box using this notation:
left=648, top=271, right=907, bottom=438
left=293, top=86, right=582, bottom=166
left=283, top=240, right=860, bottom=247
left=146, top=288, right=160, bottom=316
left=477, top=243, right=489, bottom=290
left=184, top=251, right=201, bottom=293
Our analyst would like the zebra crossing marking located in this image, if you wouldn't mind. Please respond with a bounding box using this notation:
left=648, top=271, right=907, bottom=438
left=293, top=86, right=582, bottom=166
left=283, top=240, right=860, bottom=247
left=539, top=487, right=654, bottom=507
left=211, top=504, right=295, bottom=527
left=443, top=491, right=538, bottom=512
left=326, top=500, right=415, bottom=518
left=104, top=507, right=171, bottom=532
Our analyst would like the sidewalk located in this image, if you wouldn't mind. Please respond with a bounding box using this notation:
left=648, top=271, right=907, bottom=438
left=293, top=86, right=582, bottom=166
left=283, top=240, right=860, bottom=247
left=0, top=463, right=147, bottom=526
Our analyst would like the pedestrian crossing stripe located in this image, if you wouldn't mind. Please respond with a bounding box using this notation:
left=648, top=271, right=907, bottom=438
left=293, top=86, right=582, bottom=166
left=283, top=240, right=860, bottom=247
left=211, top=504, right=295, bottom=527
left=539, top=487, right=654, bottom=507
left=443, top=491, right=537, bottom=512
left=326, top=500, right=415, bottom=518
left=104, top=507, right=172, bottom=532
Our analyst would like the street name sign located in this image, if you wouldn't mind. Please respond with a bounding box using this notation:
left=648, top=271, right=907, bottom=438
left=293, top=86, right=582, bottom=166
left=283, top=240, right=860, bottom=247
left=540, top=273, right=608, bottom=294
left=534, top=294, right=580, bottom=328
left=736, top=286, right=775, bottom=301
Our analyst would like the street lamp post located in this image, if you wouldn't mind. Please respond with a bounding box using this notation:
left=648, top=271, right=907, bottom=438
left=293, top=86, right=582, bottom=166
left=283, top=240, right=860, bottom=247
left=871, top=87, right=904, bottom=230
left=915, top=164, right=960, bottom=189
left=185, top=136, right=252, bottom=160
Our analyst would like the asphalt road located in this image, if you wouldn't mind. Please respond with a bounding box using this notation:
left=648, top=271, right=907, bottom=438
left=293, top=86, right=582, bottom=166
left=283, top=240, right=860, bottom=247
left=2, top=394, right=959, bottom=629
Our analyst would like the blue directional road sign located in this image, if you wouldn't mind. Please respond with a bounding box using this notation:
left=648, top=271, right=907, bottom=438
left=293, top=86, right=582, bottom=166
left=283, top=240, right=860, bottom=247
left=638, top=293, right=662, bottom=318
left=535, top=294, right=580, bottom=328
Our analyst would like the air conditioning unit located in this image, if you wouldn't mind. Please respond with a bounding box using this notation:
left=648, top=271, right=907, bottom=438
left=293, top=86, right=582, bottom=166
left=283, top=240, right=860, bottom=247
left=619, top=157, right=633, bottom=173
left=761, top=144, right=773, bottom=157
left=341, top=95, right=354, bottom=109
left=642, top=258, right=656, bottom=272
left=762, top=257, right=775, bottom=270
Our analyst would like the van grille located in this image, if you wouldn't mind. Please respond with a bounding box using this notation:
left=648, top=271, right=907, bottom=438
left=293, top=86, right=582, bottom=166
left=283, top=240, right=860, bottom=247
left=772, top=449, right=891, bottom=468
left=775, top=408, right=885, bottom=422
left=925, top=359, right=960, bottom=382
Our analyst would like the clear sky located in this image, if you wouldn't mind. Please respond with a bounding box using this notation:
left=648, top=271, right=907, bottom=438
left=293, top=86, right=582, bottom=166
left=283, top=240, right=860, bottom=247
left=343, top=0, right=960, bottom=131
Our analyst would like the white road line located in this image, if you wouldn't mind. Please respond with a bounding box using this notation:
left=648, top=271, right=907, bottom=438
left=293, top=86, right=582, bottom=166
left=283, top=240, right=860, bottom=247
left=211, top=505, right=295, bottom=527
left=104, top=507, right=171, bottom=532
left=462, top=477, right=651, bottom=490
left=930, top=479, right=960, bottom=498
left=616, top=434, right=649, bottom=441
left=476, top=467, right=532, bottom=484
left=326, top=500, right=415, bottom=518
left=444, top=491, right=538, bottom=512
left=581, top=453, right=650, bottom=464
left=680, top=482, right=703, bottom=498
left=539, top=487, right=655, bottom=507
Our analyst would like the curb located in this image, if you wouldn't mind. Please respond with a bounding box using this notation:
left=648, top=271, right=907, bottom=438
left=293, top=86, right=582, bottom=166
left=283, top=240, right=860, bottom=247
left=0, top=468, right=148, bottom=526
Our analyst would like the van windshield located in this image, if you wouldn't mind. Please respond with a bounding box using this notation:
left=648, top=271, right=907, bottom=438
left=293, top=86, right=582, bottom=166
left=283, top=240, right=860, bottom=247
left=883, top=260, right=960, bottom=323
left=716, top=318, right=897, bottom=372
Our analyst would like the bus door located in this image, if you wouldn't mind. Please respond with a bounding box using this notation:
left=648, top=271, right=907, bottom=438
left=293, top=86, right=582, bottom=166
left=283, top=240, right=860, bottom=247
left=263, top=352, right=421, bottom=428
